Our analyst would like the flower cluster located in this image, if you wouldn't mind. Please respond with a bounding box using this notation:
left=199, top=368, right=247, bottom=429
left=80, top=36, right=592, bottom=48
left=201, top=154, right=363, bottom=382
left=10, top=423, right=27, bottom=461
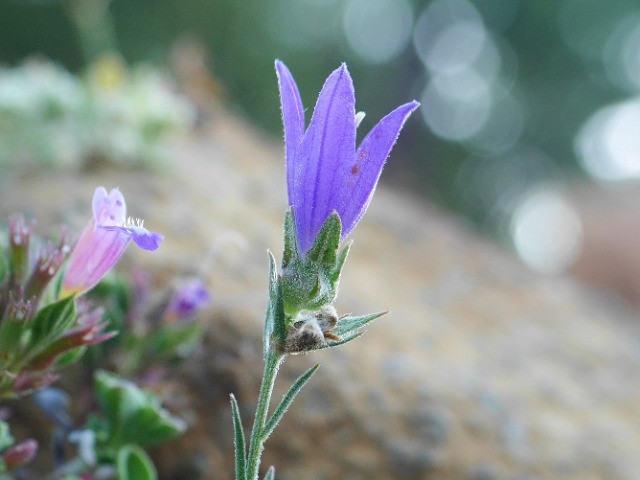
left=0, top=187, right=162, bottom=398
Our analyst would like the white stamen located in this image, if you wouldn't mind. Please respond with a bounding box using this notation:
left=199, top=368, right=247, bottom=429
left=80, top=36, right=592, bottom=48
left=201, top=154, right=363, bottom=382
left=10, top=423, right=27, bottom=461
left=125, top=217, right=145, bottom=228
left=355, top=111, right=366, bottom=128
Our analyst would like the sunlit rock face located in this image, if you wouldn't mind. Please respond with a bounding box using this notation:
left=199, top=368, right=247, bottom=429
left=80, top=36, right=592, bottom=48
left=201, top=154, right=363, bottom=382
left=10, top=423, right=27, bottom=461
left=2, top=108, right=640, bottom=480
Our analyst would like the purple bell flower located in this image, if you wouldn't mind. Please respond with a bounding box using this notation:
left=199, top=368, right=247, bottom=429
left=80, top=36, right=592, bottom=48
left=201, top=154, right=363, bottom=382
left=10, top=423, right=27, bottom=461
left=62, top=187, right=163, bottom=297
left=276, top=61, right=419, bottom=255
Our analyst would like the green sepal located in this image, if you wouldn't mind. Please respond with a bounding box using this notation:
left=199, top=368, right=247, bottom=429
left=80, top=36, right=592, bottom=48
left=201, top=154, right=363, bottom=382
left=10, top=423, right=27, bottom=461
left=280, top=213, right=347, bottom=319
left=315, top=332, right=364, bottom=351
left=263, top=466, right=275, bottom=480
left=282, top=210, right=298, bottom=269
left=331, top=241, right=351, bottom=285
left=333, top=311, right=387, bottom=337
left=116, top=444, right=157, bottom=480
left=229, top=394, right=247, bottom=480
left=265, top=251, right=286, bottom=356
left=263, top=364, right=319, bottom=440
left=306, top=212, right=341, bottom=266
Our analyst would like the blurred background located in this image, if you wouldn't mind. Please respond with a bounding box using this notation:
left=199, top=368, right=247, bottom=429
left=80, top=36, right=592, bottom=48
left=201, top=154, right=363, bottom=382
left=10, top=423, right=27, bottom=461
left=1, top=0, right=640, bottom=305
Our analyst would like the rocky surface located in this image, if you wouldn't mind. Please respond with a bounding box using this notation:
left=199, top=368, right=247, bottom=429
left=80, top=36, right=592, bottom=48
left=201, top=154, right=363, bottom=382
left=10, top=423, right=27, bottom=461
left=2, top=108, right=640, bottom=480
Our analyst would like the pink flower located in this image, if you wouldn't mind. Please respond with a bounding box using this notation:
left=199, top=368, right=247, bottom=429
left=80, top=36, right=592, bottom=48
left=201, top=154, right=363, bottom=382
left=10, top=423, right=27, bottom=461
left=62, top=187, right=163, bottom=297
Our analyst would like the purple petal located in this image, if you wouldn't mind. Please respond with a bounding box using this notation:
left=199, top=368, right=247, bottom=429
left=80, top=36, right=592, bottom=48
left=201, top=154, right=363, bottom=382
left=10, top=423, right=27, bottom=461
left=295, top=64, right=356, bottom=254
left=166, top=279, right=211, bottom=319
left=129, top=226, right=164, bottom=251
left=337, top=101, right=420, bottom=238
left=275, top=60, right=305, bottom=205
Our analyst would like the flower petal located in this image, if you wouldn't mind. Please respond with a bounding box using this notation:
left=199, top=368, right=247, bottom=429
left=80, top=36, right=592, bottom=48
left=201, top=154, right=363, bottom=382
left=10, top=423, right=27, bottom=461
left=275, top=60, right=305, bottom=206
left=129, top=226, right=164, bottom=251
left=92, top=187, right=126, bottom=227
left=295, top=64, right=356, bottom=254
left=62, top=221, right=132, bottom=297
left=336, top=101, right=419, bottom=238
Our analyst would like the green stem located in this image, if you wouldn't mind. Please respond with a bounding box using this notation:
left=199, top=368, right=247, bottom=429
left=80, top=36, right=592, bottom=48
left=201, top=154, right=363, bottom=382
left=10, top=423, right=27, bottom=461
left=245, top=346, right=284, bottom=480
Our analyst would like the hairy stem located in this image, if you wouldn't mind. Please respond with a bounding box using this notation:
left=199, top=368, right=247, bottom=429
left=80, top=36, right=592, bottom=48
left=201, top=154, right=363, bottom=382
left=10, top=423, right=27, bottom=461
left=245, top=346, right=284, bottom=480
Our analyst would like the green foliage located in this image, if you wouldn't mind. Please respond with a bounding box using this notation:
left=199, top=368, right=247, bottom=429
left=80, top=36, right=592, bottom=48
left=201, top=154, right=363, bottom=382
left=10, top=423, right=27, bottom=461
left=26, top=297, right=76, bottom=360
left=93, top=370, right=186, bottom=449
left=230, top=394, right=247, bottom=480
left=116, top=445, right=157, bottom=480
left=263, top=364, right=319, bottom=440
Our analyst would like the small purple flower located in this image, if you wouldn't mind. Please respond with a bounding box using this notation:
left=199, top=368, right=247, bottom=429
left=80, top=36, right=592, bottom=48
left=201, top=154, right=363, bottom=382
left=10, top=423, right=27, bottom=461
left=165, top=278, right=211, bottom=321
left=62, top=187, right=163, bottom=297
left=276, top=61, right=419, bottom=255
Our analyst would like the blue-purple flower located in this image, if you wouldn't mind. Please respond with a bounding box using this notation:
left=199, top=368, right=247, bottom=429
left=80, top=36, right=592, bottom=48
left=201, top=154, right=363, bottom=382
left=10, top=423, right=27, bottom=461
left=276, top=60, right=419, bottom=255
left=62, top=187, right=163, bottom=297
left=165, top=278, right=211, bottom=321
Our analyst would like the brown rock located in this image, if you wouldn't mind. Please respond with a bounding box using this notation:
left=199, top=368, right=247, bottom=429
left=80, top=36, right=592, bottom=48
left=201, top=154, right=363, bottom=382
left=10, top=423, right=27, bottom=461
left=2, top=108, right=640, bottom=480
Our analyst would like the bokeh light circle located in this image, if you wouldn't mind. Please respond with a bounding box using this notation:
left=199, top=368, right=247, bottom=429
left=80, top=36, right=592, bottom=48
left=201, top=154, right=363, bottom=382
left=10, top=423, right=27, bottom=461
left=343, top=0, right=413, bottom=64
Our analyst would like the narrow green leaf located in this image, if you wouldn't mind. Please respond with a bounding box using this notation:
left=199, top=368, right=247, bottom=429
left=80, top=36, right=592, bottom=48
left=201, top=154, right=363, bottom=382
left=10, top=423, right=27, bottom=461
left=230, top=394, right=247, bottom=480
left=263, top=364, right=319, bottom=440
left=263, top=466, right=275, bottom=480
left=116, top=444, right=157, bottom=480
left=306, top=213, right=341, bottom=265
left=333, top=311, right=387, bottom=337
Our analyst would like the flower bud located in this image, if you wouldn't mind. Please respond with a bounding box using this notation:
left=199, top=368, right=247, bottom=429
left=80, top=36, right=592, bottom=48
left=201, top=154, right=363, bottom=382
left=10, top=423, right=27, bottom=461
left=2, top=439, right=37, bottom=470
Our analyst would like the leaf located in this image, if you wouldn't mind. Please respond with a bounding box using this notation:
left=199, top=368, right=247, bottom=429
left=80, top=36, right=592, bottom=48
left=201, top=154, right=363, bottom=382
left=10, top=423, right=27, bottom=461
left=263, top=364, right=319, bottom=440
left=54, top=346, right=87, bottom=368
left=148, top=322, right=204, bottom=359
left=27, top=297, right=76, bottom=354
left=230, top=394, right=246, bottom=480
left=95, top=370, right=186, bottom=448
left=123, top=404, right=187, bottom=447
left=263, top=466, right=275, bottom=480
left=116, top=444, right=157, bottom=480
left=332, top=311, right=387, bottom=337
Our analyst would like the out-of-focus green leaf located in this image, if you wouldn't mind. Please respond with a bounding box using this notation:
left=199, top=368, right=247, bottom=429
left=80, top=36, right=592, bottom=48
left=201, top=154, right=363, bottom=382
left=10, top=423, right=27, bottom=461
left=116, top=444, right=157, bottom=480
